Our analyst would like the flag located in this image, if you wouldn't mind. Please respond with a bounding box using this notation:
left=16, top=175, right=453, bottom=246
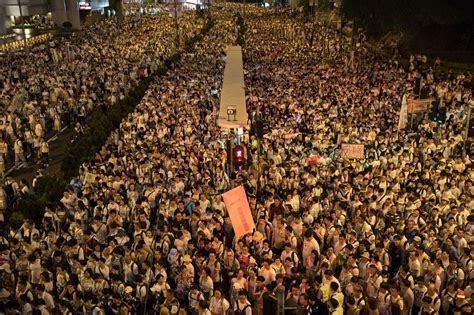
left=222, top=186, right=255, bottom=238
left=398, top=94, right=408, bottom=130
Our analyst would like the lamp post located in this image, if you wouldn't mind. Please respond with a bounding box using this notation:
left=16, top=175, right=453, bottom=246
left=173, top=0, right=179, bottom=49
left=463, top=105, right=473, bottom=158
left=17, top=0, right=27, bottom=49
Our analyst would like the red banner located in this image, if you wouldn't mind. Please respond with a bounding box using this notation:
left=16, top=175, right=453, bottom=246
left=307, top=155, right=319, bottom=166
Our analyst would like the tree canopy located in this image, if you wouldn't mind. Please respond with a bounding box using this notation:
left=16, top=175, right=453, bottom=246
left=341, top=0, right=474, bottom=37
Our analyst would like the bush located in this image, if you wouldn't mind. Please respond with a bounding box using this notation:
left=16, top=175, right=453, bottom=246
left=9, top=211, right=24, bottom=229
left=62, top=21, right=73, bottom=29
left=15, top=175, right=65, bottom=226
left=60, top=83, right=150, bottom=179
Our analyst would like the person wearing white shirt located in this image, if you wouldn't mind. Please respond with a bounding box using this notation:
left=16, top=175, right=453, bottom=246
left=209, top=289, right=230, bottom=315
left=27, top=255, right=41, bottom=285
left=259, top=259, right=276, bottom=285
left=36, top=284, right=55, bottom=311
left=198, top=301, right=212, bottom=315
left=95, top=258, right=110, bottom=280
left=150, top=275, right=170, bottom=300
left=20, top=295, right=33, bottom=315
left=464, top=278, right=474, bottom=300
left=424, top=284, right=441, bottom=313
left=302, top=230, right=320, bottom=262
left=36, top=302, right=49, bottom=315
left=280, top=244, right=299, bottom=267
left=183, top=255, right=195, bottom=278
left=199, top=268, right=214, bottom=299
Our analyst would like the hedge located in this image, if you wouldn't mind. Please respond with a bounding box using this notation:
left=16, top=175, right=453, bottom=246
left=10, top=176, right=66, bottom=229
left=11, top=16, right=215, bottom=228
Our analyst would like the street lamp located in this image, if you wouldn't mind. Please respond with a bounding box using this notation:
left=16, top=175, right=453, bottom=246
left=173, top=0, right=179, bottom=48
left=16, top=0, right=27, bottom=49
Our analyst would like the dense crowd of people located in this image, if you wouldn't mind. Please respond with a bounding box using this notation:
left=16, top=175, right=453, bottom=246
left=0, top=8, right=201, bottom=169
left=0, top=3, right=473, bottom=315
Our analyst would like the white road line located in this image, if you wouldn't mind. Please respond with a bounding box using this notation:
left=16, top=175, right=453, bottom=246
left=4, top=166, right=17, bottom=176
left=4, top=162, right=25, bottom=176
left=5, top=126, right=69, bottom=175
left=48, top=135, right=58, bottom=143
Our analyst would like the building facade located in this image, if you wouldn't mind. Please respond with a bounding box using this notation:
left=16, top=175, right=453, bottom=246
left=0, top=0, right=110, bottom=33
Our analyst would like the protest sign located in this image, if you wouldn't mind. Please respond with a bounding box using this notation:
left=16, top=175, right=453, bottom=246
left=282, top=133, right=300, bottom=140
left=222, top=186, right=255, bottom=238
left=340, top=143, right=365, bottom=160
left=83, top=172, right=98, bottom=186
left=398, top=94, right=408, bottom=130
left=407, top=98, right=433, bottom=114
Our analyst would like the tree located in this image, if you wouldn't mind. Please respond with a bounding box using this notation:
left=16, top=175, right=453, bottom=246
left=62, top=21, right=73, bottom=29
left=341, top=0, right=474, bottom=37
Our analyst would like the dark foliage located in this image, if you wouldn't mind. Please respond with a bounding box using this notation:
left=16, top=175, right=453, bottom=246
left=62, top=21, right=73, bottom=29
left=342, top=0, right=474, bottom=38
left=13, top=176, right=65, bottom=228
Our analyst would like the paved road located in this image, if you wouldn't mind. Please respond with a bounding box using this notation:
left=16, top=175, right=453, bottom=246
left=5, top=126, right=75, bottom=185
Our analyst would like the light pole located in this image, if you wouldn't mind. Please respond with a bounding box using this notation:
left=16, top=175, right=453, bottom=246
left=16, top=0, right=27, bottom=49
left=173, top=0, right=179, bottom=49
left=463, top=105, right=473, bottom=158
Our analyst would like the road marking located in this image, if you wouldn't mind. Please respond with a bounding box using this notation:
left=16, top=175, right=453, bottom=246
left=48, top=135, right=58, bottom=143
left=4, top=166, right=17, bottom=176
left=5, top=126, right=69, bottom=176
left=4, top=162, right=26, bottom=176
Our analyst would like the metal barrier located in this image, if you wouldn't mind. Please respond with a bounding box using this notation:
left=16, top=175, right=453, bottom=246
left=261, top=285, right=299, bottom=315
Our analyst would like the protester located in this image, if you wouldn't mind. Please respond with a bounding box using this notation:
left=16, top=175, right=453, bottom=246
left=0, top=4, right=201, bottom=170
left=0, top=3, right=472, bottom=315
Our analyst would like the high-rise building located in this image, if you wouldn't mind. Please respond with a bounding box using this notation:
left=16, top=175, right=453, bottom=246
left=0, top=0, right=110, bottom=34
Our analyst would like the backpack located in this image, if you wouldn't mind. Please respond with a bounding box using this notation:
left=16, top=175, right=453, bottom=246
left=422, top=293, right=439, bottom=309
left=290, top=251, right=305, bottom=272
left=203, top=259, right=221, bottom=280
left=356, top=296, right=366, bottom=307
left=136, top=284, right=149, bottom=302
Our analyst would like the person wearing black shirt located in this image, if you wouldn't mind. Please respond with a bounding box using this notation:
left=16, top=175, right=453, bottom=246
left=388, top=235, right=405, bottom=277
left=269, top=198, right=284, bottom=222
left=172, top=212, right=189, bottom=232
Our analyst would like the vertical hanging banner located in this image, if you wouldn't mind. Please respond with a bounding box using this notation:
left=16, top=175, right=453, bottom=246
left=222, top=186, right=255, bottom=238
left=398, top=94, right=408, bottom=130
